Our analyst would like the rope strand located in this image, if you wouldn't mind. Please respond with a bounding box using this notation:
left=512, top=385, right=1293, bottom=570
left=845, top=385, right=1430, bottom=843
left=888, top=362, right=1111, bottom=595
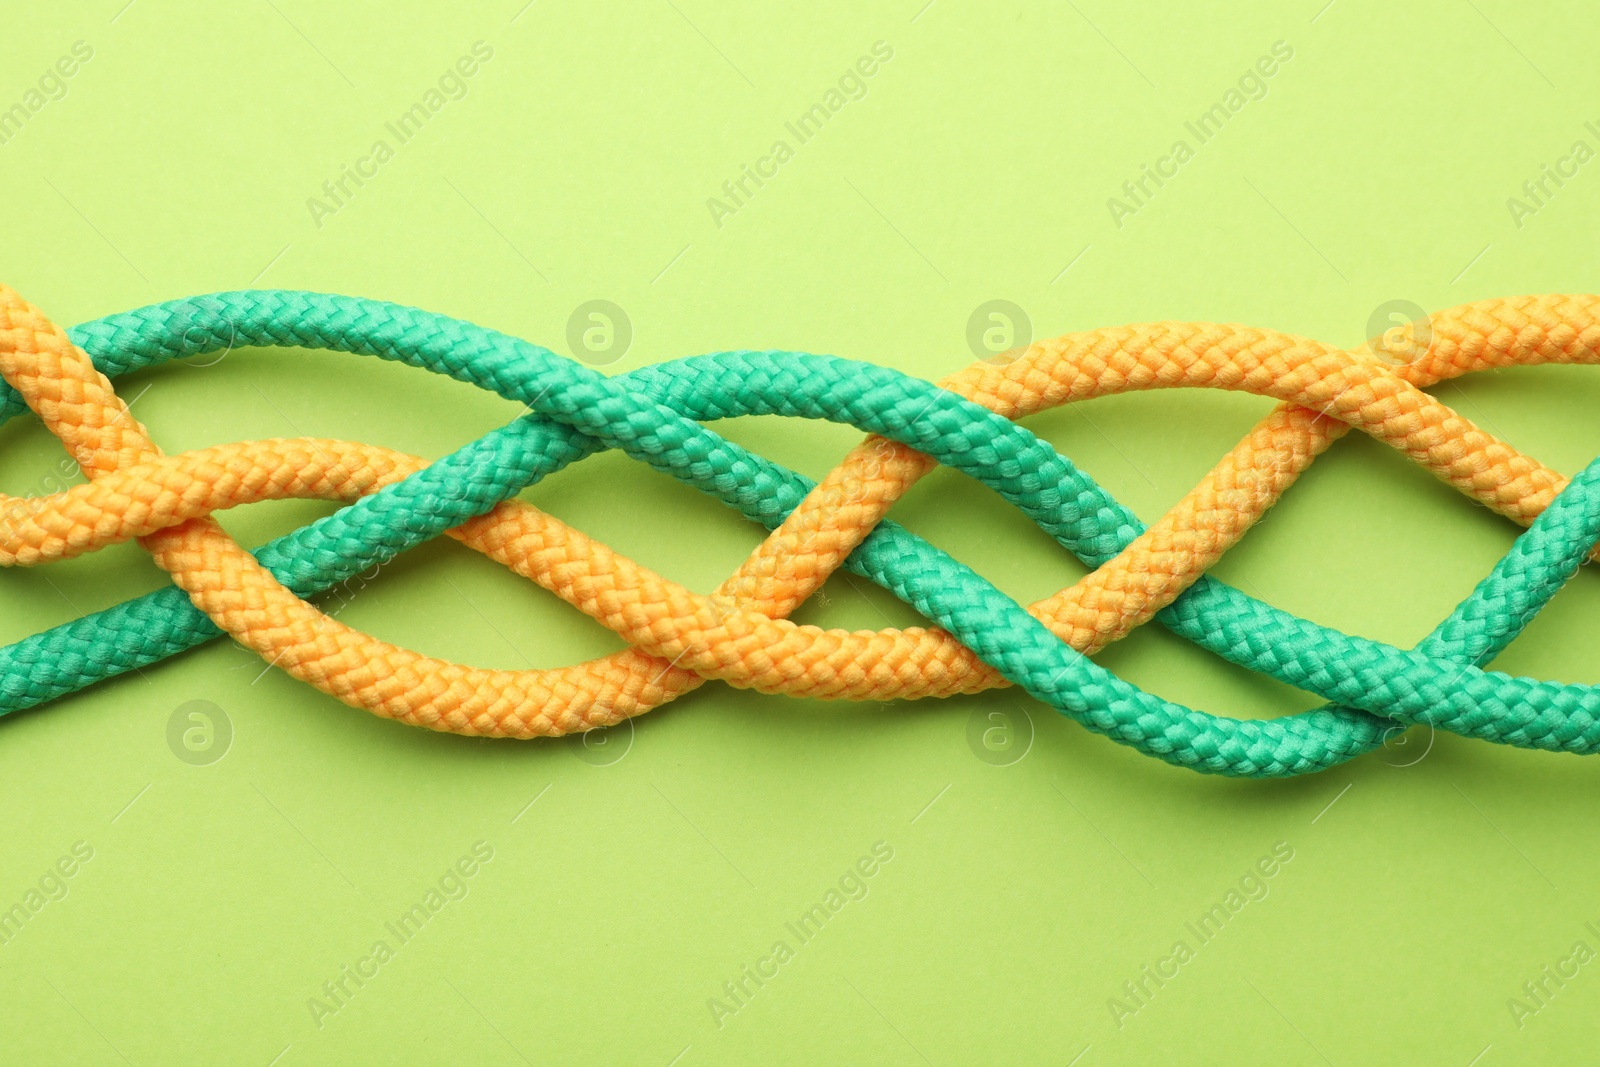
left=1, top=286, right=1597, bottom=776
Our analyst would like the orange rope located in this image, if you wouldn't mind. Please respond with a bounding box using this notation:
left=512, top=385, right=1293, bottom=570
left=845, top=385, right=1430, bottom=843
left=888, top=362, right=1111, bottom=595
left=1, top=287, right=1596, bottom=736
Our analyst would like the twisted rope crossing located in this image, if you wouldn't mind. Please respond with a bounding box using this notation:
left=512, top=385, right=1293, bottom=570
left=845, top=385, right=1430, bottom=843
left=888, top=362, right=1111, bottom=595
left=1, top=285, right=1598, bottom=777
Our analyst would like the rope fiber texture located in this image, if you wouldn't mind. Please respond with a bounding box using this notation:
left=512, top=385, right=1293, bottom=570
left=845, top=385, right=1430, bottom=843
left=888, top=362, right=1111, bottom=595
left=1, top=285, right=1599, bottom=778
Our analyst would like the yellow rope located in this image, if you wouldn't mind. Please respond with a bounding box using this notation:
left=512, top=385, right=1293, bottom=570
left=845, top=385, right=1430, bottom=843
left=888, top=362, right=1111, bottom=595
left=3, top=286, right=1599, bottom=776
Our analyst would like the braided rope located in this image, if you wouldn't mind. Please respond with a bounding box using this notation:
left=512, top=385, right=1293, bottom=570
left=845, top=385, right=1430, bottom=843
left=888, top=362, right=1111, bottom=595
left=1, top=285, right=1598, bottom=777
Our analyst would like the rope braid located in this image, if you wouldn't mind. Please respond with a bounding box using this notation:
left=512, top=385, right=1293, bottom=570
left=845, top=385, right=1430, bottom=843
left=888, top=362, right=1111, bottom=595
left=2, top=285, right=1598, bottom=776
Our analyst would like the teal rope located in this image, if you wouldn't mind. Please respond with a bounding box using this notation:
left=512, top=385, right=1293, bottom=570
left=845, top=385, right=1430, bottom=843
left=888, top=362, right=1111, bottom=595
left=0, top=291, right=1594, bottom=776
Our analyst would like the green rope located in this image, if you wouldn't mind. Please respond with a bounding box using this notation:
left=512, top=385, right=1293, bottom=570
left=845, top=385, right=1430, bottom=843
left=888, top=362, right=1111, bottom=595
left=0, top=291, right=1593, bottom=777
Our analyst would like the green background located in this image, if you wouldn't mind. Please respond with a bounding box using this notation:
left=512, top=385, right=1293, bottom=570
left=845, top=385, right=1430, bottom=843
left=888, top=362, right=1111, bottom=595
left=1, top=0, right=1598, bottom=1062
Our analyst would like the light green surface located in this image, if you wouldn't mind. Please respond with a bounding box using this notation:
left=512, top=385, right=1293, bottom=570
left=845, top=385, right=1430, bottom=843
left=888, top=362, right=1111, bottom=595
left=1, top=0, right=1598, bottom=1062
